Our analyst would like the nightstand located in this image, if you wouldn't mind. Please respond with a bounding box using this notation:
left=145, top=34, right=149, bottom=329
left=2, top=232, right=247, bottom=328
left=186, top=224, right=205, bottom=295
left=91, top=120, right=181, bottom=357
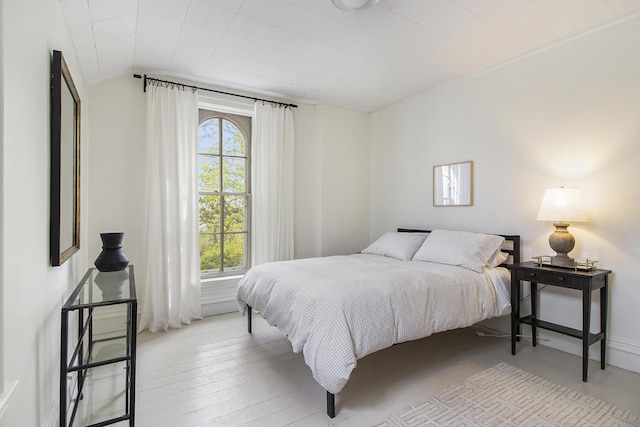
left=510, top=261, right=611, bottom=382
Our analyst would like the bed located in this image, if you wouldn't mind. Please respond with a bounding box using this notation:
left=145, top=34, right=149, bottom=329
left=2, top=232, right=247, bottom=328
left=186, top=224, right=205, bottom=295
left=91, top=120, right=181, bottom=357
left=236, top=228, right=520, bottom=418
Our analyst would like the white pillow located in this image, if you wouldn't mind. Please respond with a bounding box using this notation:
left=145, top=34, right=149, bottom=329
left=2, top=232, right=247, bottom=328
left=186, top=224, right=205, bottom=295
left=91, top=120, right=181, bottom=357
left=362, top=232, right=428, bottom=261
left=487, top=250, right=509, bottom=269
left=412, top=229, right=505, bottom=273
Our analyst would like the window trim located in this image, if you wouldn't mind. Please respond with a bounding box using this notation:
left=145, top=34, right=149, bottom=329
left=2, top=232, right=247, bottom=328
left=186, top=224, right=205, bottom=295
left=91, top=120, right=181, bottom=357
left=198, top=110, right=251, bottom=280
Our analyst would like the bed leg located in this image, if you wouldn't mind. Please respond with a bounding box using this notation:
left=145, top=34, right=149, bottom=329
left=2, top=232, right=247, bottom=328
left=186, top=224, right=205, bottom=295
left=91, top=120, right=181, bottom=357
left=326, top=391, right=335, bottom=418
left=247, top=306, right=252, bottom=334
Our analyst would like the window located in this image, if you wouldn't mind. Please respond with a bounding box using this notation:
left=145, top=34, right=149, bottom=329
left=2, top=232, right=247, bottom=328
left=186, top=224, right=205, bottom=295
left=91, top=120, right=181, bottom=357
left=198, top=110, right=251, bottom=278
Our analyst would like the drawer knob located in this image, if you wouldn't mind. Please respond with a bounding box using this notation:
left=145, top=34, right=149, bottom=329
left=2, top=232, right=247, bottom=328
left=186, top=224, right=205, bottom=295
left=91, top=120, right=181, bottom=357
left=558, top=277, right=564, bottom=281
left=529, top=273, right=536, bottom=277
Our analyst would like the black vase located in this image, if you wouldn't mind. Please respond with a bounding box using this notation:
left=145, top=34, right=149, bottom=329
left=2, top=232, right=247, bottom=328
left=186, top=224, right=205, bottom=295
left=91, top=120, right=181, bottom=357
left=94, top=232, right=129, bottom=272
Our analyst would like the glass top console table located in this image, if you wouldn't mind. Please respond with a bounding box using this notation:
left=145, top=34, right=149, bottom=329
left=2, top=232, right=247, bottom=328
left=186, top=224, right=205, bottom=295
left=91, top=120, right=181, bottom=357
left=60, top=265, right=137, bottom=427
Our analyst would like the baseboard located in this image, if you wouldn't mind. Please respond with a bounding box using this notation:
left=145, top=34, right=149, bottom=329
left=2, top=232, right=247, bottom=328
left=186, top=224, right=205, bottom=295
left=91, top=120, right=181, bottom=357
left=533, top=332, right=640, bottom=373
left=93, top=298, right=640, bottom=373
left=91, top=305, right=129, bottom=338
left=92, top=277, right=241, bottom=336
left=608, top=336, right=640, bottom=373
left=201, top=276, right=241, bottom=317
left=478, top=318, right=640, bottom=374
left=202, top=299, right=237, bottom=317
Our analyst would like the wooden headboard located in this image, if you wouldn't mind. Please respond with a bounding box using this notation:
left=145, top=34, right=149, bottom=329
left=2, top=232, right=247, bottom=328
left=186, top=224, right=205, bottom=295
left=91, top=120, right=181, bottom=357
left=397, top=228, right=521, bottom=265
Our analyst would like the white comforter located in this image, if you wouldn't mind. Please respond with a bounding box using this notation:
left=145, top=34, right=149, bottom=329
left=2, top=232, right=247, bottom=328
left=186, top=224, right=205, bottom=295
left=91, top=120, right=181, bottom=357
left=236, top=253, right=511, bottom=394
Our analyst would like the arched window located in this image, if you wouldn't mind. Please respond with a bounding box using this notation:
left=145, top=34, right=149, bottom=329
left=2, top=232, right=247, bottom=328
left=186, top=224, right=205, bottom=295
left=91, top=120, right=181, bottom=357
left=198, top=110, right=251, bottom=277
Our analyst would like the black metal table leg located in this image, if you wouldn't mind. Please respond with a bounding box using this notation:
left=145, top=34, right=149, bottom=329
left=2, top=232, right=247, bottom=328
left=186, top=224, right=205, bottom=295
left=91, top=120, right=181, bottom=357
left=327, top=391, right=335, bottom=418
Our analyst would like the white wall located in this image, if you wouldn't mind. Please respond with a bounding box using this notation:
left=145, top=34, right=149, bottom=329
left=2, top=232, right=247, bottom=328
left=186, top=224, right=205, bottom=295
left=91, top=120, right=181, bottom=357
left=1, top=0, right=89, bottom=426
left=318, top=106, right=371, bottom=256
left=291, top=103, right=321, bottom=259
left=370, top=15, right=640, bottom=373
left=87, top=77, right=371, bottom=314
left=293, top=104, right=371, bottom=258
left=86, top=76, right=147, bottom=285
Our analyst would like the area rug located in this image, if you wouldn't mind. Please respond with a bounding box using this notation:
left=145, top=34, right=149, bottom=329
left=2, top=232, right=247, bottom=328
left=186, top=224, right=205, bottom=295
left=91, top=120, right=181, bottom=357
left=374, top=362, right=640, bottom=426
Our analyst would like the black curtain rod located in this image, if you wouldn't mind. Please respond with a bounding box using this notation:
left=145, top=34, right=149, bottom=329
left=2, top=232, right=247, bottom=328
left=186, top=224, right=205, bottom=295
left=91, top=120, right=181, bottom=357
left=133, top=74, right=297, bottom=108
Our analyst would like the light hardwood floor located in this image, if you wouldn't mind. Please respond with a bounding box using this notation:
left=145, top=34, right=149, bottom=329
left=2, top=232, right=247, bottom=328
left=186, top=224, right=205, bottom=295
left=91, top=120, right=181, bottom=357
left=134, top=312, right=640, bottom=426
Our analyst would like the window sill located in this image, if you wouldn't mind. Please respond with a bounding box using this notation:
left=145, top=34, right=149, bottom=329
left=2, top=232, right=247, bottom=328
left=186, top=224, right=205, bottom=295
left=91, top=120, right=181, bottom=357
left=0, top=380, right=18, bottom=419
left=201, top=274, right=244, bottom=285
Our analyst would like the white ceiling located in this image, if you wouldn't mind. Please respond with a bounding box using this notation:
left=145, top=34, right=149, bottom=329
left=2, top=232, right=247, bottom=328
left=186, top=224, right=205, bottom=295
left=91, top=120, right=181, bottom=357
left=60, top=0, right=640, bottom=112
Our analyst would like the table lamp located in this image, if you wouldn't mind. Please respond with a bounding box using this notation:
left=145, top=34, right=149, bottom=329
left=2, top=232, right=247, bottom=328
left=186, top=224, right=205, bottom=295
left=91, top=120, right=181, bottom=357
left=536, top=187, right=587, bottom=267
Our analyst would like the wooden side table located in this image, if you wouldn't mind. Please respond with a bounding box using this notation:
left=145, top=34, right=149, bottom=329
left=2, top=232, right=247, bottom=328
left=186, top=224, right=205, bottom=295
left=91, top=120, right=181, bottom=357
left=510, top=261, right=611, bottom=381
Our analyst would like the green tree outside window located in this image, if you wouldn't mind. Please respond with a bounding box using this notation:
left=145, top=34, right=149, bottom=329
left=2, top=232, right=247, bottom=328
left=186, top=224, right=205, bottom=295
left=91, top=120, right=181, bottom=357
left=198, top=114, right=250, bottom=275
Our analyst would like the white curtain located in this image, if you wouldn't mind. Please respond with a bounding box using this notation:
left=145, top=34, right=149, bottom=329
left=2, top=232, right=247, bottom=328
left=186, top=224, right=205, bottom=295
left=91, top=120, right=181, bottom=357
left=139, top=82, right=202, bottom=333
left=251, top=102, right=295, bottom=265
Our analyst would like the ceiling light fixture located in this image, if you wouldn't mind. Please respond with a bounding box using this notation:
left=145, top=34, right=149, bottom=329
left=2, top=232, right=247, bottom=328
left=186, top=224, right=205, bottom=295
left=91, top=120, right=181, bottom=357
left=331, top=0, right=379, bottom=11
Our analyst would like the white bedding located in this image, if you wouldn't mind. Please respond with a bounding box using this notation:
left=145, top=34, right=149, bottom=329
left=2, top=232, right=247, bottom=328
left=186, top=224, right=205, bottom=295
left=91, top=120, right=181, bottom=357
left=236, top=253, right=511, bottom=394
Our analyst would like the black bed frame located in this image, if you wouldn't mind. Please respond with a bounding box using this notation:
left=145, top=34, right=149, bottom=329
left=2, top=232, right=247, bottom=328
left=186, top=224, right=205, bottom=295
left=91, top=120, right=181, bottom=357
left=245, top=229, right=521, bottom=418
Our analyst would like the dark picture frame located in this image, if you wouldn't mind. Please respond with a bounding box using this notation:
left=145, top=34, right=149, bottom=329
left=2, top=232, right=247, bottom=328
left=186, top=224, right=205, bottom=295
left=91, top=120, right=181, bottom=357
left=50, top=50, right=81, bottom=266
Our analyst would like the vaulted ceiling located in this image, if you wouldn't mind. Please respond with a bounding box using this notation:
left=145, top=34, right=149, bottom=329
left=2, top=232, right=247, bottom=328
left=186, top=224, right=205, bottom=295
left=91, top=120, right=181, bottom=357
left=60, top=0, right=640, bottom=112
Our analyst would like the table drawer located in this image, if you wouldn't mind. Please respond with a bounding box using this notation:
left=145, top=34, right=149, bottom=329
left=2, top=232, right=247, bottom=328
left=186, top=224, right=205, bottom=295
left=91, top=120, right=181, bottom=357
left=517, top=269, right=574, bottom=286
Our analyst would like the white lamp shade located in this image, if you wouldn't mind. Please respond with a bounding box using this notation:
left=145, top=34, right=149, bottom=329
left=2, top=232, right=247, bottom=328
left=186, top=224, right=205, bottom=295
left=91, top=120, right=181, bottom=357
left=536, top=187, right=588, bottom=223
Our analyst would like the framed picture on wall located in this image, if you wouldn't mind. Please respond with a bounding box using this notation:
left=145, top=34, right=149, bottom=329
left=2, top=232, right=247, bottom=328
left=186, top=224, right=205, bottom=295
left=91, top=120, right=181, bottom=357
left=433, top=161, right=473, bottom=207
left=50, top=50, right=81, bottom=266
